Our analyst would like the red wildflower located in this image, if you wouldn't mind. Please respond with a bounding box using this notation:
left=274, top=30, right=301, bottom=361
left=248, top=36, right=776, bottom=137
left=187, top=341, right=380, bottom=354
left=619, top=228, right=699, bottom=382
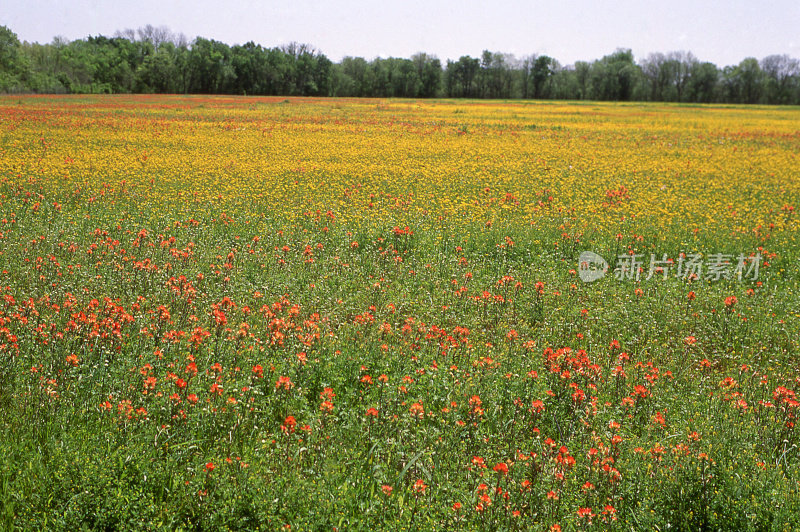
left=275, top=375, right=294, bottom=391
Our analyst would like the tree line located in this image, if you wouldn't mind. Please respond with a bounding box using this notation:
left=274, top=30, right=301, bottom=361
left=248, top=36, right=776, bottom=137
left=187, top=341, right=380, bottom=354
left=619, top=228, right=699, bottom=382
left=2, top=24, right=799, bottom=104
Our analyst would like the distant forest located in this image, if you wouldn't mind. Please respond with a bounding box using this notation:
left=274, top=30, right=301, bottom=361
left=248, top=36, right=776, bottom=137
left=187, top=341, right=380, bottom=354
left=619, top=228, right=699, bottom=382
left=2, top=24, right=799, bottom=104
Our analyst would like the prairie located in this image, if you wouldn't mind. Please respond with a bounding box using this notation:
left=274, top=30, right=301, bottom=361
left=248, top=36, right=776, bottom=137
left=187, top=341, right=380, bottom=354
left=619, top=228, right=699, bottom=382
left=0, top=95, right=799, bottom=530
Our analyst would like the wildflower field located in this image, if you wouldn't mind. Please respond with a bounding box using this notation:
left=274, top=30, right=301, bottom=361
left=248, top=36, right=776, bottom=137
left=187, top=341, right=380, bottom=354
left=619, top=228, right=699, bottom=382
left=1, top=94, right=799, bottom=530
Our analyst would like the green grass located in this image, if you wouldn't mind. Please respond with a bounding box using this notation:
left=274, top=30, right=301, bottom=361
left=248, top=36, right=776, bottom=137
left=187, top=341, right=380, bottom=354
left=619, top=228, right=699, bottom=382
left=0, top=191, right=797, bottom=530
left=0, top=96, right=799, bottom=530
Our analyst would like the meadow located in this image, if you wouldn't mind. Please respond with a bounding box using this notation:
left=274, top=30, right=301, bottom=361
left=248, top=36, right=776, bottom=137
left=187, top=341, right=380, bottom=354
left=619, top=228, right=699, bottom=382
left=0, top=94, right=799, bottom=530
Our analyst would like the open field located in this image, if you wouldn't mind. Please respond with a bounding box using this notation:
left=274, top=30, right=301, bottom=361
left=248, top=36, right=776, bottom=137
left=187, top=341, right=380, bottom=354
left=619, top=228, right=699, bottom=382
left=1, top=95, right=799, bottom=530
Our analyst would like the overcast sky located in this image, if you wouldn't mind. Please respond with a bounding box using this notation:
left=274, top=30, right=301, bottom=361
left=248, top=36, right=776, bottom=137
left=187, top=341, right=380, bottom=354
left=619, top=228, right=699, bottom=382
left=2, top=0, right=798, bottom=66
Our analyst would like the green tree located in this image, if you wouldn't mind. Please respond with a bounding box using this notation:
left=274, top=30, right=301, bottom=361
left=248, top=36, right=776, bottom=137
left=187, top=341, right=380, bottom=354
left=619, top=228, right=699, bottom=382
left=20, top=38, right=69, bottom=93
left=136, top=42, right=181, bottom=93
left=641, top=52, right=674, bottom=101
left=445, top=56, right=479, bottom=98
left=573, top=61, right=592, bottom=99
left=760, top=54, right=800, bottom=104
left=685, top=61, right=719, bottom=103
left=187, top=37, right=236, bottom=94
left=337, top=56, right=369, bottom=96
left=230, top=42, right=270, bottom=95
left=280, top=42, right=330, bottom=96
left=0, top=25, right=29, bottom=91
left=549, top=65, right=581, bottom=99
left=411, top=53, right=442, bottom=98
left=589, top=49, right=641, bottom=101
left=4, top=22, right=799, bottom=103
left=722, top=58, right=763, bottom=103
left=666, top=51, right=696, bottom=102
left=531, top=55, right=556, bottom=98
left=477, top=51, right=514, bottom=99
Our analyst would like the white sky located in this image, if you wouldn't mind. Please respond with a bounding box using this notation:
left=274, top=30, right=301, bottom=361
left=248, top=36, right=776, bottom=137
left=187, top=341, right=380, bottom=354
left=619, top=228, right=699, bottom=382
left=2, top=0, right=799, bottom=66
